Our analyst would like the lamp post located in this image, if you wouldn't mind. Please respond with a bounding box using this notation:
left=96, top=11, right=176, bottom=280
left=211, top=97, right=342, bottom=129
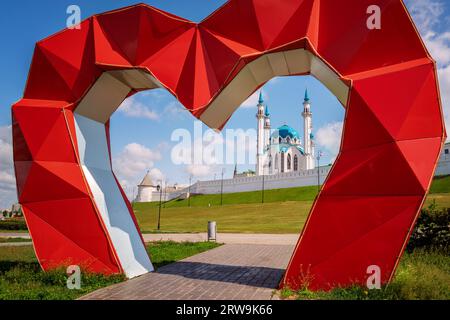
left=163, top=180, right=168, bottom=208
left=220, top=168, right=225, bottom=206
left=261, top=165, right=266, bottom=204
left=316, top=150, right=323, bottom=193
left=157, top=180, right=163, bottom=231
left=188, top=175, right=192, bottom=207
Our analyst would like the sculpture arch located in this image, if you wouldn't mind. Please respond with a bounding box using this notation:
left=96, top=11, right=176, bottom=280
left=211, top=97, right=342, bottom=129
left=12, top=0, right=445, bottom=290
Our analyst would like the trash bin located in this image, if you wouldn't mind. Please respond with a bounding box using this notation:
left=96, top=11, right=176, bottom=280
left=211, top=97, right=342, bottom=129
left=208, top=221, right=217, bottom=242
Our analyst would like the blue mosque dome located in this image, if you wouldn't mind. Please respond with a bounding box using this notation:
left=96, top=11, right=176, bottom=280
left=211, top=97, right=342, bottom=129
left=273, top=124, right=300, bottom=140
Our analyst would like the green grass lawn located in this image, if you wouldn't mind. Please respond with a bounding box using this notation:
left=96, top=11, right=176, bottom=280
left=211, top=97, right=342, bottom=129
left=429, top=175, right=450, bottom=193
left=135, top=201, right=312, bottom=234
left=0, top=229, right=28, bottom=233
left=280, top=248, right=450, bottom=300
left=140, top=185, right=319, bottom=209
left=134, top=193, right=450, bottom=234
left=0, top=241, right=220, bottom=300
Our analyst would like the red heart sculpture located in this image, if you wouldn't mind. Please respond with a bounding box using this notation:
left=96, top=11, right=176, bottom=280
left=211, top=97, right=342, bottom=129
left=12, top=0, right=445, bottom=290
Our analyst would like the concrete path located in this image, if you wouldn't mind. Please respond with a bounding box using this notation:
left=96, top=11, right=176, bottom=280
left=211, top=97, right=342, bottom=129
left=0, top=232, right=31, bottom=239
left=0, top=232, right=298, bottom=245
left=80, top=244, right=294, bottom=300
left=0, top=242, right=32, bottom=247
left=143, top=233, right=298, bottom=245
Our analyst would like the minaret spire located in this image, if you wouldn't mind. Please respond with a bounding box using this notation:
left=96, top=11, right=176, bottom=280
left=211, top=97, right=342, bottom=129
left=304, top=88, right=310, bottom=102
left=258, top=90, right=264, bottom=104
left=256, top=91, right=265, bottom=176
left=302, top=88, right=314, bottom=170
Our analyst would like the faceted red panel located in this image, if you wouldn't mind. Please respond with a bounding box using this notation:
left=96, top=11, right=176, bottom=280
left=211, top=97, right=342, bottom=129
left=316, top=0, right=428, bottom=75
left=342, top=88, right=394, bottom=151
left=17, top=161, right=89, bottom=203
left=24, top=46, right=76, bottom=101
left=396, top=137, right=443, bottom=191
left=23, top=202, right=120, bottom=273
left=38, top=19, right=98, bottom=98
left=12, top=106, right=77, bottom=162
left=351, top=62, right=443, bottom=141
left=284, top=195, right=423, bottom=290
left=323, top=143, right=426, bottom=196
left=201, top=0, right=265, bottom=51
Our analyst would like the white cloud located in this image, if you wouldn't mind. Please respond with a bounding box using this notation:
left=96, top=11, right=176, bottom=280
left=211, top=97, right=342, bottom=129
left=118, top=97, right=160, bottom=120
left=185, top=164, right=214, bottom=177
left=164, top=101, right=189, bottom=119
left=315, top=121, right=343, bottom=159
left=406, top=0, right=444, bottom=32
left=112, top=143, right=163, bottom=198
left=0, top=125, right=17, bottom=210
left=240, top=91, right=268, bottom=108
left=406, top=0, right=450, bottom=136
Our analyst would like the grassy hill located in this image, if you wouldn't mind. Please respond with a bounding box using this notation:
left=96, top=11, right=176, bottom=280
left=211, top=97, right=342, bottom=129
left=137, top=185, right=319, bottom=210
left=430, top=175, right=450, bottom=193
left=132, top=175, right=450, bottom=234
left=134, top=201, right=312, bottom=234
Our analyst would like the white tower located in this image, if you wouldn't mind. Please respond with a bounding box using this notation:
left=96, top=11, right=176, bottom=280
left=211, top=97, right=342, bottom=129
left=264, top=105, right=271, bottom=150
left=302, top=89, right=315, bottom=170
left=256, top=91, right=265, bottom=176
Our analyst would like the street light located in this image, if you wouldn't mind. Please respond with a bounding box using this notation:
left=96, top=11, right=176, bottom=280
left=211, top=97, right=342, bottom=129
left=261, top=164, right=266, bottom=204
left=220, top=168, right=225, bottom=206
left=156, top=180, right=163, bottom=231
left=163, top=180, right=168, bottom=208
left=188, top=175, right=192, bottom=207
left=316, top=150, right=323, bottom=193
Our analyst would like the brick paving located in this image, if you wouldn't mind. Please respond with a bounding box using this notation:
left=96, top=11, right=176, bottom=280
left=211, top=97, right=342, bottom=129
left=0, top=242, right=32, bottom=247
left=80, top=244, right=294, bottom=300
left=0, top=232, right=298, bottom=245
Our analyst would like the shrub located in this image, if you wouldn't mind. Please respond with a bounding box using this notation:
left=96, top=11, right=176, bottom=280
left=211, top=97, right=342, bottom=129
left=407, top=201, right=450, bottom=253
left=0, top=219, right=28, bottom=231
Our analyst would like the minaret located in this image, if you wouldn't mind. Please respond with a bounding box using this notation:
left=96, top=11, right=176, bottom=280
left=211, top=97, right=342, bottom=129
left=264, top=105, right=271, bottom=149
left=302, top=89, right=315, bottom=170
left=256, top=91, right=265, bottom=176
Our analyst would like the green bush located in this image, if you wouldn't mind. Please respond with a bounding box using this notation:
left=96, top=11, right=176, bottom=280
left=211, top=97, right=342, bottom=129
left=0, top=219, right=28, bottom=231
left=407, top=201, right=450, bottom=253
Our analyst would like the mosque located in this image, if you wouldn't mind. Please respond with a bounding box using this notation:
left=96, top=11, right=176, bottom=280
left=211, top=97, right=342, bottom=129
left=254, top=89, right=315, bottom=176
left=134, top=89, right=325, bottom=203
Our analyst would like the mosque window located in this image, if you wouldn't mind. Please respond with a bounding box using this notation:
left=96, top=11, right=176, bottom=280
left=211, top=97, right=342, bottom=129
left=287, top=154, right=291, bottom=170
left=445, top=149, right=449, bottom=154
left=294, top=155, right=298, bottom=171
left=281, top=152, right=285, bottom=173
left=275, top=154, right=278, bottom=170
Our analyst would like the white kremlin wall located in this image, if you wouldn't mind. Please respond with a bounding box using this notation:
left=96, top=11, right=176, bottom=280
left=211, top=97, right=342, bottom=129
left=435, top=142, right=450, bottom=176
left=191, top=166, right=331, bottom=195
left=140, top=165, right=332, bottom=202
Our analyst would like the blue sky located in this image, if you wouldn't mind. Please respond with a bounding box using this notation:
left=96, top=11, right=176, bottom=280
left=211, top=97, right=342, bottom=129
left=0, top=0, right=449, bottom=208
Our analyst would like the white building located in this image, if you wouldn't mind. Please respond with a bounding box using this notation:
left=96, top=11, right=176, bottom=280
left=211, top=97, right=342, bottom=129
left=435, top=142, right=450, bottom=176
left=134, top=171, right=186, bottom=202
left=256, top=90, right=315, bottom=176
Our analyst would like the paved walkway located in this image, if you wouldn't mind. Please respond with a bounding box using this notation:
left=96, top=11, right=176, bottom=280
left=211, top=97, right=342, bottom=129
left=142, top=233, right=298, bottom=245
left=0, top=232, right=31, bottom=239
left=0, top=242, right=32, bottom=247
left=80, top=244, right=294, bottom=300
left=0, top=232, right=298, bottom=245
